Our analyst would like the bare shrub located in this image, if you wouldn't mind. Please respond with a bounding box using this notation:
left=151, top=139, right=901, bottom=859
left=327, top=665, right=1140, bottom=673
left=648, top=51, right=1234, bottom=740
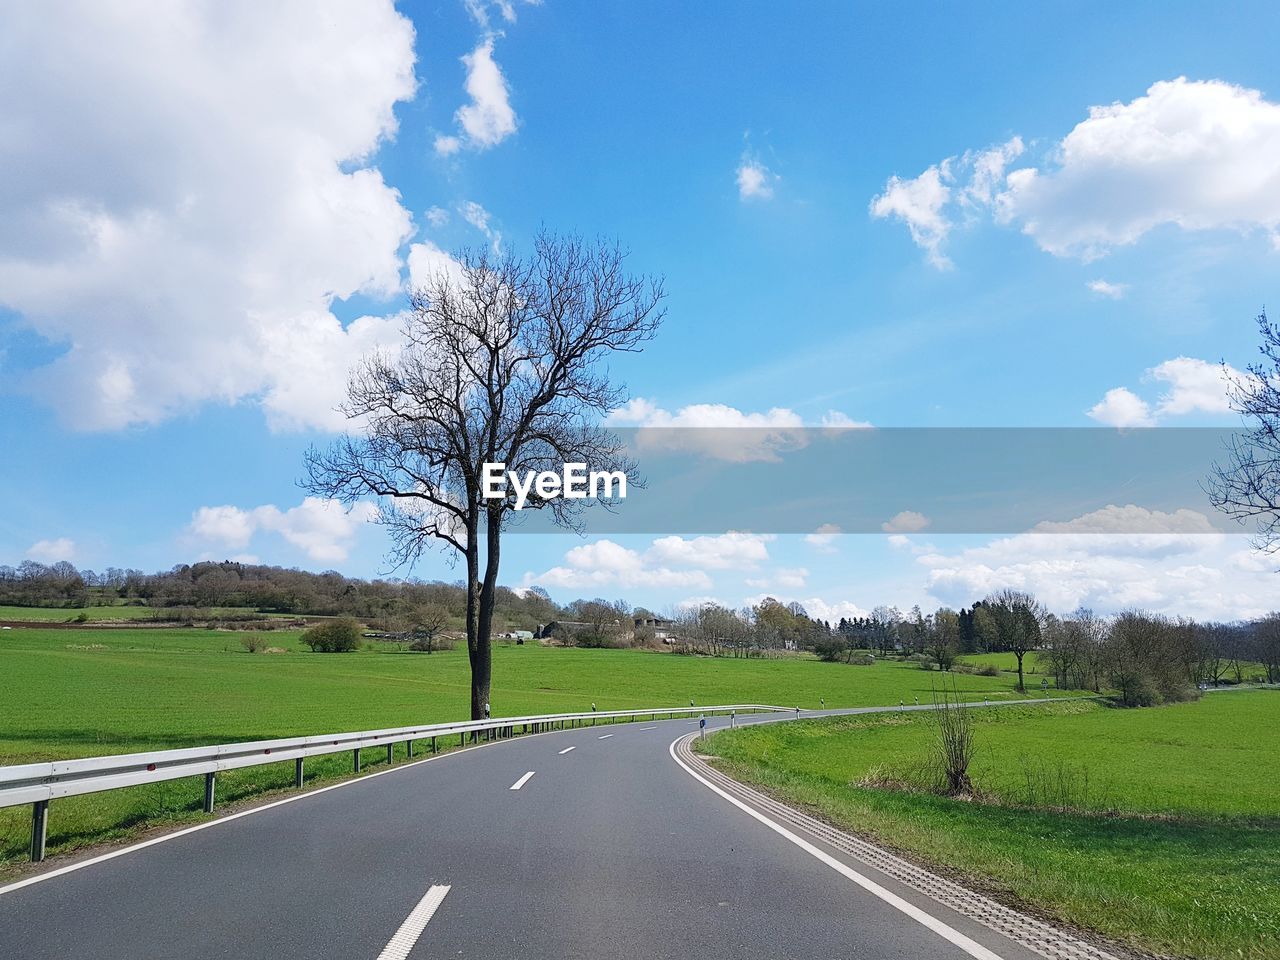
left=240, top=635, right=267, bottom=654
left=930, top=679, right=975, bottom=796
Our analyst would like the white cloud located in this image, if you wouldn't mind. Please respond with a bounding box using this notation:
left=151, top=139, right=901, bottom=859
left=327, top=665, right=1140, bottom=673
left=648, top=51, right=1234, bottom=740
left=915, top=506, right=1276, bottom=620
left=463, top=0, right=539, bottom=30
left=187, top=497, right=377, bottom=565
left=26, top=538, right=76, bottom=563
left=996, top=78, right=1280, bottom=258
left=736, top=158, right=777, bottom=200
left=820, top=410, right=874, bottom=429
left=805, top=523, right=841, bottom=553
left=436, top=39, right=517, bottom=155
left=1087, top=279, right=1128, bottom=299
left=882, top=511, right=931, bottom=533
left=745, top=567, right=809, bottom=590
left=1087, top=387, right=1154, bottom=427
left=1149, top=357, right=1236, bottom=417
left=528, top=539, right=713, bottom=591
left=876, top=78, right=1280, bottom=265
left=869, top=164, right=954, bottom=267
left=0, top=3, right=418, bottom=430
left=1088, top=356, right=1243, bottom=426
left=608, top=398, right=868, bottom=462
left=648, top=532, right=773, bottom=570
left=425, top=206, right=451, bottom=228
left=524, top=532, right=773, bottom=593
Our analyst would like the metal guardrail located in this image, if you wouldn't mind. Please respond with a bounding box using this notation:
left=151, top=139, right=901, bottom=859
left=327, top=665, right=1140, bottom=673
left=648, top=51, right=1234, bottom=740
left=1, top=704, right=792, bottom=863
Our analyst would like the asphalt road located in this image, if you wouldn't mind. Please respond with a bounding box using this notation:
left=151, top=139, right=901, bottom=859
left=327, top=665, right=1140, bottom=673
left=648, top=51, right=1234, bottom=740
left=0, top=710, right=1069, bottom=960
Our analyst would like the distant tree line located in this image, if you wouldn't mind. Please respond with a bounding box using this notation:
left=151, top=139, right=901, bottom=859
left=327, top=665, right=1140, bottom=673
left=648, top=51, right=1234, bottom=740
left=4, top=559, right=1276, bottom=701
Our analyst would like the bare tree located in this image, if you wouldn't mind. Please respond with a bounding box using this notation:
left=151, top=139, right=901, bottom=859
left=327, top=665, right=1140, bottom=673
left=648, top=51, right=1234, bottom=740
left=409, top=602, right=450, bottom=653
left=926, top=608, right=960, bottom=671
left=1210, top=311, right=1280, bottom=551
left=984, top=588, right=1044, bottom=692
left=305, top=233, right=664, bottom=717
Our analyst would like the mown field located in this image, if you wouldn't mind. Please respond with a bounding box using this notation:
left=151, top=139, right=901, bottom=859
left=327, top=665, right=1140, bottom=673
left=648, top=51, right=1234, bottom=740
left=0, top=604, right=277, bottom=622
left=699, top=694, right=1280, bottom=960
left=0, top=623, right=1078, bottom=874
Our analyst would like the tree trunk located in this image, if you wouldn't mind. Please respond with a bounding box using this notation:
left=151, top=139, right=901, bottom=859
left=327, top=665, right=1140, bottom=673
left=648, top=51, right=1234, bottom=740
left=470, top=507, right=502, bottom=720
left=464, top=513, right=487, bottom=721
left=1015, top=650, right=1025, bottom=692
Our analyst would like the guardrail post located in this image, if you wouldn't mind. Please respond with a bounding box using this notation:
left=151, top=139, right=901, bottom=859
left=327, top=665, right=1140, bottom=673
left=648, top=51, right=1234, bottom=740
left=203, top=772, right=216, bottom=813
left=353, top=749, right=361, bottom=773
left=386, top=743, right=394, bottom=764
left=295, top=757, right=305, bottom=787
left=30, top=800, right=48, bottom=862
left=407, top=739, right=414, bottom=758
left=431, top=736, right=437, bottom=753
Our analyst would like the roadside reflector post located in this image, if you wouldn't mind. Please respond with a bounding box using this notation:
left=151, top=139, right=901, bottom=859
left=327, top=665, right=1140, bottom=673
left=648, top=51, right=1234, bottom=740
left=386, top=743, right=393, bottom=764
left=30, top=800, right=49, bottom=862
left=699, top=715, right=707, bottom=740
left=731, top=711, right=736, bottom=729
left=203, top=772, right=216, bottom=813
left=294, top=757, right=304, bottom=787
left=353, top=749, right=361, bottom=773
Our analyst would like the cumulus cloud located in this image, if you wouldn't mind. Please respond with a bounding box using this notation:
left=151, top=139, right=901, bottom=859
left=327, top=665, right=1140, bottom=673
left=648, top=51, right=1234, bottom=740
left=882, top=511, right=931, bottom=533
left=647, top=532, right=773, bottom=570
left=743, top=594, right=871, bottom=623
left=1087, top=387, right=1154, bottom=428
left=914, top=505, right=1275, bottom=620
left=188, top=497, right=377, bottom=564
left=870, top=138, right=1023, bottom=267
left=870, top=164, right=954, bottom=267
left=435, top=38, right=517, bottom=155
left=875, top=78, right=1280, bottom=265
left=745, top=567, right=809, bottom=590
left=26, top=538, right=76, bottom=563
left=1087, top=357, right=1242, bottom=426
left=524, top=532, right=773, bottom=592
left=607, top=398, right=868, bottom=462
left=805, top=523, right=841, bottom=553
left=0, top=3, right=418, bottom=430
left=736, top=158, right=777, bottom=200
left=528, top=540, right=713, bottom=591
left=1087, top=279, right=1128, bottom=299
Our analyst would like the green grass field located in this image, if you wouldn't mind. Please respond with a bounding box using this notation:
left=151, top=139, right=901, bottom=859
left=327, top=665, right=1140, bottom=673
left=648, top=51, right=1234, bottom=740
left=698, top=694, right=1280, bottom=960
left=0, top=624, right=1078, bottom=872
left=0, top=604, right=274, bottom=622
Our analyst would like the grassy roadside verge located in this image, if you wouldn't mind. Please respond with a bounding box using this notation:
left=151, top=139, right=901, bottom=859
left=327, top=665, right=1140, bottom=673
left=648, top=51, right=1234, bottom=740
left=696, top=696, right=1280, bottom=960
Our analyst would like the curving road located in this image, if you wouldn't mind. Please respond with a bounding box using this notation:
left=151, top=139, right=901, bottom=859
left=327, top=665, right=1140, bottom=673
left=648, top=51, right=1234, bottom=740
left=0, top=708, right=1106, bottom=960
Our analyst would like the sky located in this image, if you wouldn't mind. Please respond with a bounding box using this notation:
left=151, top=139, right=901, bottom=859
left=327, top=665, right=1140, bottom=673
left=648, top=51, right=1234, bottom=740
left=4, top=0, right=1280, bottom=621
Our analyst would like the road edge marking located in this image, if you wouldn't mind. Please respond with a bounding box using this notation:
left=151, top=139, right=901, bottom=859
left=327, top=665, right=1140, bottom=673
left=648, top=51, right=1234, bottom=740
left=375, top=884, right=451, bottom=960
left=668, top=734, right=1004, bottom=960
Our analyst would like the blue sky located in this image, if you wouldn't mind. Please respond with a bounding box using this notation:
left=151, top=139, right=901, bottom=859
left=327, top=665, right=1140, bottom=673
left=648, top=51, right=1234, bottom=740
left=3, top=0, right=1280, bottom=620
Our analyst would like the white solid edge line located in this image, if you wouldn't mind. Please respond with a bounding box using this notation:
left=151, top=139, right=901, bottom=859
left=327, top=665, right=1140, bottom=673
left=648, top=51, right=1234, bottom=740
left=597, top=734, right=613, bottom=739
left=667, top=735, right=1005, bottom=960
left=375, top=884, right=451, bottom=960
left=0, top=728, right=548, bottom=898
left=510, top=771, right=535, bottom=790
left=558, top=746, right=576, bottom=755
left=640, top=726, right=657, bottom=731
